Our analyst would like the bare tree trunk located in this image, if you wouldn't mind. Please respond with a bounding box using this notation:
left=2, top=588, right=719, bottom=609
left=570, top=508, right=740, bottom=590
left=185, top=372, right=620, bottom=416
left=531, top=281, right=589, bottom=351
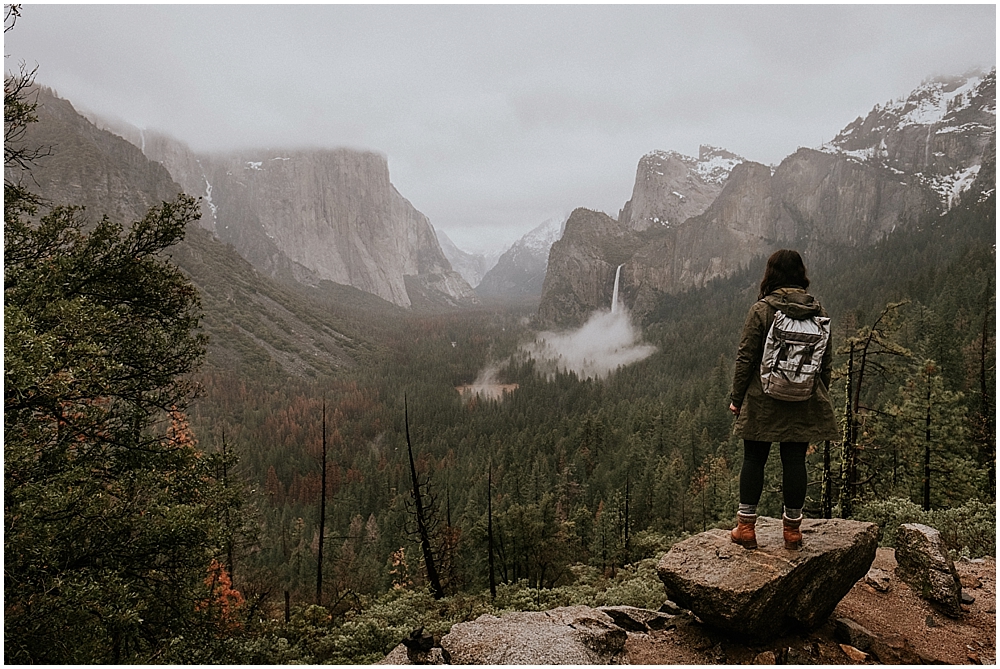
left=980, top=286, right=995, bottom=500
left=822, top=440, right=833, bottom=519
left=316, top=398, right=327, bottom=606
left=405, top=396, right=445, bottom=599
left=624, top=472, right=631, bottom=563
left=221, top=428, right=234, bottom=580
left=488, top=460, right=496, bottom=601
left=841, top=343, right=858, bottom=518
left=923, top=379, right=932, bottom=512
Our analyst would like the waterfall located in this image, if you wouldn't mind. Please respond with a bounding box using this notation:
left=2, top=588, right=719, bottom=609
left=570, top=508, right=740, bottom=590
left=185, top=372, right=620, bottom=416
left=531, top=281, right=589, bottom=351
left=203, top=176, right=218, bottom=230
left=611, top=264, right=623, bottom=314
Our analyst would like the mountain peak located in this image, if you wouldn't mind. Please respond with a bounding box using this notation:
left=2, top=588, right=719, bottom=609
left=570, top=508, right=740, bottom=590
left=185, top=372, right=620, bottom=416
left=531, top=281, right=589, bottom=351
left=475, top=216, right=565, bottom=300
left=435, top=228, right=501, bottom=289
left=621, top=146, right=744, bottom=231
left=519, top=216, right=565, bottom=253
left=820, top=67, right=995, bottom=212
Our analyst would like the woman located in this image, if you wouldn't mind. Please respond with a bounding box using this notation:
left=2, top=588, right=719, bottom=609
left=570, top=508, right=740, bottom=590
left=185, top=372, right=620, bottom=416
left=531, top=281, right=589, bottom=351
left=728, top=249, right=839, bottom=550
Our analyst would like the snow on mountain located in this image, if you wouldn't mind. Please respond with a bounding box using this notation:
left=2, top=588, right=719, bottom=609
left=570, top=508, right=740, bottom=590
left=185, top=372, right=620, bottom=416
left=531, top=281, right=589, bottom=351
left=895, top=74, right=985, bottom=128
left=518, top=216, right=565, bottom=254
left=643, top=146, right=744, bottom=187
left=476, top=216, right=565, bottom=299
left=821, top=68, right=996, bottom=211
left=619, top=145, right=744, bottom=232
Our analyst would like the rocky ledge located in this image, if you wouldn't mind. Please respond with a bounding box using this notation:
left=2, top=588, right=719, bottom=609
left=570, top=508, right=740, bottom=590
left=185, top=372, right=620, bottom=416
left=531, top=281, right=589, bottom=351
left=656, top=517, right=878, bottom=641
left=380, top=520, right=994, bottom=664
left=378, top=605, right=658, bottom=665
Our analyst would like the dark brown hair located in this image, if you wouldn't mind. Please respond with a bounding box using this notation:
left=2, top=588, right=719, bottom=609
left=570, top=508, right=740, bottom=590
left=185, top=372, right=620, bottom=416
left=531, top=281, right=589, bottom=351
left=758, top=249, right=809, bottom=299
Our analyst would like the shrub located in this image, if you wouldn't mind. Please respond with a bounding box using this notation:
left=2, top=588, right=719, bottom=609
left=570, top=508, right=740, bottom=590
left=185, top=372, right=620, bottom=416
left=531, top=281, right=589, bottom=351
left=628, top=530, right=678, bottom=560
left=593, top=559, right=667, bottom=610
left=853, top=497, right=996, bottom=558
left=853, top=497, right=924, bottom=546
left=926, top=500, right=996, bottom=559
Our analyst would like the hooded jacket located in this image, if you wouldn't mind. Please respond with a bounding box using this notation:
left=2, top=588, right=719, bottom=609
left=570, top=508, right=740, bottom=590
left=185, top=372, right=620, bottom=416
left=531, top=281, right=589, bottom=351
left=730, top=287, right=840, bottom=442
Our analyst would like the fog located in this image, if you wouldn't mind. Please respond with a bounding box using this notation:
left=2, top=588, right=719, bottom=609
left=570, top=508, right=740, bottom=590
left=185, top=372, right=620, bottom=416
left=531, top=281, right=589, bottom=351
left=466, top=304, right=657, bottom=401
left=521, top=309, right=657, bottom=381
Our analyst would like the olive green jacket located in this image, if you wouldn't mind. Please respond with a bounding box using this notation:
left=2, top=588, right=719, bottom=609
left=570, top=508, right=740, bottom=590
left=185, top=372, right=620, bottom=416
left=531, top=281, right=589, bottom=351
left=730, top=287, right=840, bottom=442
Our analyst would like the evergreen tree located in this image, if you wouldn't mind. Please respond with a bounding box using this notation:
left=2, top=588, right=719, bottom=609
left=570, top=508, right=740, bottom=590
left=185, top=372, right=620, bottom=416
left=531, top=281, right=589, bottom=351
left=4, top=20, right=242, bottom=656
left=4, top=187, right=242, bottom=661
left=887, top=360, right=977, bottom=510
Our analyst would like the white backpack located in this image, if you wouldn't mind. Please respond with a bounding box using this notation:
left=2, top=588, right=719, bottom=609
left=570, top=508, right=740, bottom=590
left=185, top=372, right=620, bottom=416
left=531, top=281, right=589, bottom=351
left=760, top=308, right=830, bottom=401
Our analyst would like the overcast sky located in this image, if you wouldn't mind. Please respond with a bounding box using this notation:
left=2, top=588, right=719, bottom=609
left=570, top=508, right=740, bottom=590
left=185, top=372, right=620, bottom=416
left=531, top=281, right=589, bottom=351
left=6, top=4, right=995, bottom=252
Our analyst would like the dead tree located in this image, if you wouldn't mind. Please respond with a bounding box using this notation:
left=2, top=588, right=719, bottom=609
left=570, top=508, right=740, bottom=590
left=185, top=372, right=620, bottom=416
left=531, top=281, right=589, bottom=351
left=977, top=281, right=995, bottom=500
left=488, top=459, right=496, bottom=601
left=221, top=429, right=235, bottom=579
left=838, top=301, right=910, bottom=517
left=316, top=398, right=328, bottom=606
left=404, top=396, right=445, bottom=599
left=821, top=440, right=834, bottom=519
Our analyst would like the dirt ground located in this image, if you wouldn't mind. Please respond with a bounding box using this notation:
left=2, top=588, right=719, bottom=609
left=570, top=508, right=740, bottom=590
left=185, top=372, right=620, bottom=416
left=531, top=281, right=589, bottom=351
left=625, top=548, right=996, bottom=665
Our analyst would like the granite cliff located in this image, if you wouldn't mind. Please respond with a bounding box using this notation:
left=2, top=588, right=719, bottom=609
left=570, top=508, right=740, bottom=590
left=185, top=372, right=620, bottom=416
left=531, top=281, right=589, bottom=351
left=821, top=68, right=995, bottom=208
left=618, top=145, right=743, bottom=232
left=536, top=147, right=744, bottom=324
left=86, top=108, right=478, bottom=309
left=9, top=87, right=386, bottom=378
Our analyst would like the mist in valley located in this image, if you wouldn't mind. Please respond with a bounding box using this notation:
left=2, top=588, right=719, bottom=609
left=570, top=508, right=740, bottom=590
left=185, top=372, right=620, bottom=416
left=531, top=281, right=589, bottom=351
left=466, top=302, right=657, bottom=400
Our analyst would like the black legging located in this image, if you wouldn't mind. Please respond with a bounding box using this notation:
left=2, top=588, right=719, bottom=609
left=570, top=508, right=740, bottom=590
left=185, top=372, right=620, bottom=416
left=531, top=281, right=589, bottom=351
left=739, top=440, right=808, bottom=509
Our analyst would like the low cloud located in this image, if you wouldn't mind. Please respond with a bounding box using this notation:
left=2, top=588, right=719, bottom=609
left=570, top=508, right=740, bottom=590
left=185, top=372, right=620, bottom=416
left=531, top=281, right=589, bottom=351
left=462, top=306, right=657, bottom=401
left=521, top=308, right=656, bottom=381
left=456, top=364, right=516, bottom=401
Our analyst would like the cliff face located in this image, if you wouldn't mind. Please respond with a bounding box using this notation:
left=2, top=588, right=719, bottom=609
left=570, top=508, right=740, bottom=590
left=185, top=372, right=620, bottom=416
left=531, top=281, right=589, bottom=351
left=538, top=71, right=995, bottom=327
left=86, top=109, right=477, bottom=309
left=768, top=149, right=938, bottom=246
left=540, top=152, right=942, bottom=326
left=619, top=146, right=743, bottom=232
left=536, top=208, right=642, bottom=325
left=10, top=87, right=375, bottom=378
left=8, top=89, right=183, bottom=224
left=822, top=69, right=995, bottom=208
left=190, top=149, right=474, bottom=308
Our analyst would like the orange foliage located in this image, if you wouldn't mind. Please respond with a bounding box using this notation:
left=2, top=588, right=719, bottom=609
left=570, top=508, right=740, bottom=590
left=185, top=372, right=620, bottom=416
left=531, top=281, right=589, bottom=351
left=389, top=547, right=411, bottom=590
left=167, top=408, right=199, bottom=452
left=196, top=559, right=244, bottom=630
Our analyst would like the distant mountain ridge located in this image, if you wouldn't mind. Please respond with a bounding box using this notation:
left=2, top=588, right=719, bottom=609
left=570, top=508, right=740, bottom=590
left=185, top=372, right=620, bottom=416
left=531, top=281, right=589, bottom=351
left=477, top=216, right=564, bottom=299
left=85, top=111, right=478, bottom=309
left=538, top=69, right=996, bottom=326
left=435, top=229, right=501, bottom=289
left=821, top=68, right=995, bottom=210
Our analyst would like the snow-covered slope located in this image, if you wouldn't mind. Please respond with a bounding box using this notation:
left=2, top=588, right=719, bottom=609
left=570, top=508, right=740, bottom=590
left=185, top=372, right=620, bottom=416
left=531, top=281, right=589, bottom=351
left=821, top=68, right=995, bottom=211
left=618, top=145, right=744, bottom=231
left=476, top=216, right=565, bottom=299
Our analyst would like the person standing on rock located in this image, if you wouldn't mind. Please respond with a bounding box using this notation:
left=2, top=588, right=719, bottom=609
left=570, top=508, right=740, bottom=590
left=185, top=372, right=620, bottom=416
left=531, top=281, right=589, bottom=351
left=728, top=249, right=839, bottom=550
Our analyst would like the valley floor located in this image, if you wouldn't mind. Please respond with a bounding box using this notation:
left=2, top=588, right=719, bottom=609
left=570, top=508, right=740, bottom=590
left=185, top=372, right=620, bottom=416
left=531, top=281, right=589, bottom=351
left=625, top=548, right=996, bottom=664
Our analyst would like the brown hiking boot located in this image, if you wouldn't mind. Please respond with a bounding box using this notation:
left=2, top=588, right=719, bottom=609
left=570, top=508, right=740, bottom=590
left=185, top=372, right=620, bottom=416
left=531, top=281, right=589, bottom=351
left=783, top=513, right=803, bottom=550
left=730, top=512, right=758, bottom=549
